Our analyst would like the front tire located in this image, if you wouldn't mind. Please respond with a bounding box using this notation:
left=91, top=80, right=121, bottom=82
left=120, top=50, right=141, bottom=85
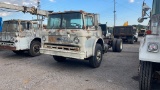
left=89, top=43, right=103, bottom=68
left=139, top=61, right=153, bottom=90
left=28, top=41, right=41, bottom=57
left=53, top=56, right=66, bottom=62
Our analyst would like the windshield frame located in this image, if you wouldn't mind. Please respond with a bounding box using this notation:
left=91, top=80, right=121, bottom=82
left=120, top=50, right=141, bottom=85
left=2, top=21, right=19, bottom=32
left=47, top=12, right=84, bottom=29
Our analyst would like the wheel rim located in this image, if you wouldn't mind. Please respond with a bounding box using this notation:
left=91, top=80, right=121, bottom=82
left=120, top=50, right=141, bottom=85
left=96, top=50, right=102, bottom=62
left=33, top=44, right=40, bottom=54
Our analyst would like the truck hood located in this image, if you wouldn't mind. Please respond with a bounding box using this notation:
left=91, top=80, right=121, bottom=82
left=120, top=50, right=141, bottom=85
left=42, top=29, right=92, bottom=46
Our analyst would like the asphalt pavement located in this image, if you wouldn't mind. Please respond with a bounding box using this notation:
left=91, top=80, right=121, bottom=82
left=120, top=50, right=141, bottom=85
left=0, top=38, right=159, bottom=90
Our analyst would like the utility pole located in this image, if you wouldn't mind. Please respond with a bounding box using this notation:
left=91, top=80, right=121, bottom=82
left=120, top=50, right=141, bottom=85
left=37, top=0, right=40, bottom=20
left=114, top=0, right=116, bottom=26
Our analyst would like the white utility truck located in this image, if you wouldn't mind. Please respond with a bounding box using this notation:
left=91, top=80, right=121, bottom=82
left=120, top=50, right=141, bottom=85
left=40, top=11, right=123, bottom=68
left=138, top=0, right=160, bottom=90
left=0, top=2, right=50, bottom=56
left=0, top=20, right=41, bottom=56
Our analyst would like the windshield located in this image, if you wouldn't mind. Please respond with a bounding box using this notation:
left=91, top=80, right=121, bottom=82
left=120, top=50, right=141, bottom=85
left=152, top=0, right=160, bottom=15
left=2, top=21, right=18, bottom=32
left=20, top=22, right=31, bottom=31
left=47, top=13, right=83, bottom=29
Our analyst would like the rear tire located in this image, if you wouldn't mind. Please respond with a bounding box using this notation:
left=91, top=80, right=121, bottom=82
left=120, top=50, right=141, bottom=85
left=89, top=43, right=103, bottom=68
left=28, top=41, right=41, bottom=57
left=139, top=61, right=153, bottom=90
left=116, top=39, right=123, bottom=52
left=130, top=38, right=134, bottom=44
left=112, top=39, right=117, bottom=52
left=53, top=56, right=66, bottom=62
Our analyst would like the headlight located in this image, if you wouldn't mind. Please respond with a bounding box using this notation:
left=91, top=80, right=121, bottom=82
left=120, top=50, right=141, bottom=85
left=42, top=36, right=46, bottom=41
left=73, top=37, right=80, bottom=44
left=148, top=43, right=159, bottom=52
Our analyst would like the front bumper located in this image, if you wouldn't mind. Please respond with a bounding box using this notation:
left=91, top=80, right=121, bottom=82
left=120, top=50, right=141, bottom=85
left=139, top=50, right=160, bottom=63
left=139, top=35, right=160, bottom=63
left=40, top=48, right=87, bottom=59
left=0, top=42, right=16, bottom=50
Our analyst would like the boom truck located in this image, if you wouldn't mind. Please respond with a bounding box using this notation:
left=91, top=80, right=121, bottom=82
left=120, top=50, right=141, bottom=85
left=40, top=11, right=123, bottom=68
left=0, top=2, right=50, bottom=56
left=138, top=0, right=160, bottom=90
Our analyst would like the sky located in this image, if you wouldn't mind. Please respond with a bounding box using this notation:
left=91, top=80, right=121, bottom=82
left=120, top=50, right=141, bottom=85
left=0, top=0, right=152, bottom=26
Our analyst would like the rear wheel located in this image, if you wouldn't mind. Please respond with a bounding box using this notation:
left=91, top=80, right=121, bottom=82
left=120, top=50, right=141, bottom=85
left=53, top=56, right=66, bottom=62
left=89, top=43, right=103, bottom=68
left=130, top=38, right=135, bottom=44
left=112, top=39, right=117, bottom=52
left=139, top=61, right=153, bottom=90
left=116, top=39, right=123, bottom=52
left=28, top=41, right=41, bottom=57
left=12, top=50, right=24, bottom=55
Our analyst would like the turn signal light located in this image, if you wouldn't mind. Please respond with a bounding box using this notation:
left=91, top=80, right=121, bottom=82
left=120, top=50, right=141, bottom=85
left=146, top=30, right=152, bottom=35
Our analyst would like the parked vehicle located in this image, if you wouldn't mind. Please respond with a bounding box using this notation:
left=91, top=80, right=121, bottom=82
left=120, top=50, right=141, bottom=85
left=138, top=29, right=146, bottom=36
left=99, top=24, right=112, bottom=38
left=40, top=11, right=123, bottom=68
left=113, top=26, right=138, bottom=44
left=138, top=0, right=160, bottom=90
left=0, top=20, right=42, bottom=56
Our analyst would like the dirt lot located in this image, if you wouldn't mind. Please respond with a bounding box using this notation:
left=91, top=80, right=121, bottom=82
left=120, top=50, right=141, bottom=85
left=0, top=39, right=159, bottom=90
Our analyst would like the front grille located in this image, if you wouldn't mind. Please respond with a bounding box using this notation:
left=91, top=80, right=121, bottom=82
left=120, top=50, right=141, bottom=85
left=44, top=44, right=80, bottom=51
left=0, top=41, right=14, bottom=46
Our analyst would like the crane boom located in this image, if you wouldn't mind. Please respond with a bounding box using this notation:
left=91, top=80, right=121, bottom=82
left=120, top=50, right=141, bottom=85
left=0, top=2, right=50, bottom=16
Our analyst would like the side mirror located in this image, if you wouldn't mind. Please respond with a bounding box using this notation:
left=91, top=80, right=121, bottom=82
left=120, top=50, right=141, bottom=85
left=142, top=3, right=150, bottom=11
left=138, top=17, right=144, bottom=23
left=138, top=2, right=150, bottom=23
left=142, top=2, right=150, bottom=17
left=138, top=17, right=148, bottom=23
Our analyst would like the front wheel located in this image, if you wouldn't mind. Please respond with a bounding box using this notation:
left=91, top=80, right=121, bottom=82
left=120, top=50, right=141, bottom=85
left=28, top=41, right=41, bottom=57
left=139, top=61, right=153, bottom=90
left=89, top=43, right=103, bottom=68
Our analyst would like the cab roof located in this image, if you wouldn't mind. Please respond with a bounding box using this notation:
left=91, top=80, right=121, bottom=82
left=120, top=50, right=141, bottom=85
left=4, top=19, right=38, bottom=23
left=50, top=10, right=97, bottom=15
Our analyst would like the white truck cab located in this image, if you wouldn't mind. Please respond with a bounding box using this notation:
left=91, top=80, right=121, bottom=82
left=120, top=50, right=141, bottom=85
left=40, top=11, right=123, bottom=68
left=0, top=20, right=42, bottom=56
left=138, top=0, right=160, bottom=90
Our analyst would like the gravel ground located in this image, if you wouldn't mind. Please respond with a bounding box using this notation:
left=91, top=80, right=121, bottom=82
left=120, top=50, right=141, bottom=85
left=0, top=38, right=159, bottom=90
